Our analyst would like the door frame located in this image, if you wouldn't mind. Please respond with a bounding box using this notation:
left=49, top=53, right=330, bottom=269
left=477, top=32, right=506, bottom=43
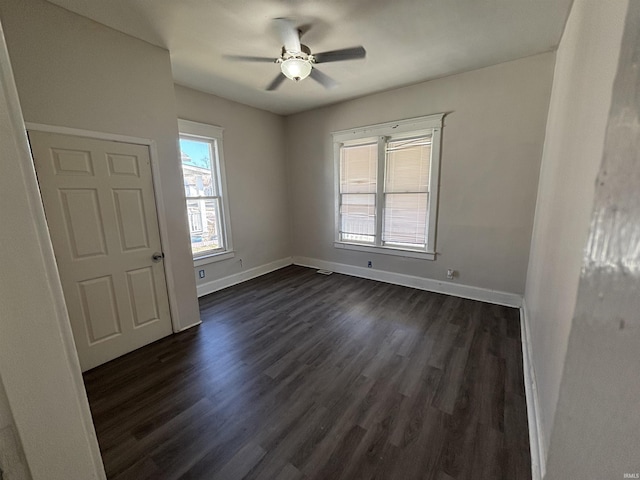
left=26, top=122, right=182, bottom=334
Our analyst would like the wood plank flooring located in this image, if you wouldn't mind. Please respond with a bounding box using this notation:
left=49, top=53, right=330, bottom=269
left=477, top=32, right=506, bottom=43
left=83, top=265, right=531, bottom=480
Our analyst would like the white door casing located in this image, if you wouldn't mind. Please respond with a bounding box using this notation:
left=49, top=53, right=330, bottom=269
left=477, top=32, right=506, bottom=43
left=29, top=131, right=173, bottom=371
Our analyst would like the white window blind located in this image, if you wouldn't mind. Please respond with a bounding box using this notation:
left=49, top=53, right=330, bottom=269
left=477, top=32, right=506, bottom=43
left=339, top=142, right=377, bottom=243
left=383, top=136, right=432, bottom=248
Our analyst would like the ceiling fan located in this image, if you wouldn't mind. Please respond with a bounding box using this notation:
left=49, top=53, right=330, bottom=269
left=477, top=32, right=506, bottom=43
left=225, top=18, right=366, bottom=91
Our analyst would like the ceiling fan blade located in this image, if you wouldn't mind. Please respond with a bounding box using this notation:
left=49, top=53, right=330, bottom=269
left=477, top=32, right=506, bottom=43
left=297, top=23, right=312, bottom=39
left=266, top=73, right=287, bottom=91
left=274, top=18, right=301, bottom=52
left=223, top=54, right=276, bottom=63
left=309, top=68, right=338, bottom=90
left=313, top=46, right=366, bottom=64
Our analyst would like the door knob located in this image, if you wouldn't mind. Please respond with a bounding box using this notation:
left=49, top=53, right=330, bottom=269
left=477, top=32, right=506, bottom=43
left=152, top=252, right=165, bottom=262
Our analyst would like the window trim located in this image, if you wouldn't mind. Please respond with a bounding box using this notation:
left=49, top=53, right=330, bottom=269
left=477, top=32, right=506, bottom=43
left=332, top=114, right=444, bottom=260
left=178, top=119, right=234, bottom=265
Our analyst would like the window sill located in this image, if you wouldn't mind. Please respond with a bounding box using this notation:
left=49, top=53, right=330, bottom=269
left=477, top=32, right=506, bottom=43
left=193, top=250, right=235, bottom=267
left=334, top=242, right=436, bottom=261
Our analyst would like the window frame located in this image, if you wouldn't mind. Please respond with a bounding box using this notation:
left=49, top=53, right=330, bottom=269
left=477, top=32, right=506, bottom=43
left=178, top=119, right=234, bottom=266
left=332, top=114, right=444, bottom=261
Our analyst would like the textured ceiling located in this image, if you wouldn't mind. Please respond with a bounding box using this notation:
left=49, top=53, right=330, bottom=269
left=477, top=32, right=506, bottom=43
left=46, top=0, right=572, bottom=115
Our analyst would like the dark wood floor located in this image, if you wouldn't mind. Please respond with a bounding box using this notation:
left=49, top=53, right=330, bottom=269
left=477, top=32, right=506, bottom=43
left=84, top=265, right=531, bottom=480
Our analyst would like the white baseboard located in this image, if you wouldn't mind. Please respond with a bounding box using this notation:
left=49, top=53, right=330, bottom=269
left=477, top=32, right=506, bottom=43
left=292, top=256, right=523, bottom=308
left=196, top=257, right=293, bottom=298
left=520, top=299, right=546, bottom=480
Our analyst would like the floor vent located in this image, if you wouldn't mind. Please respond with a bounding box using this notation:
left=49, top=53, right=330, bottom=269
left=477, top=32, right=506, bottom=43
left=316, top=269, right=333, bottom=275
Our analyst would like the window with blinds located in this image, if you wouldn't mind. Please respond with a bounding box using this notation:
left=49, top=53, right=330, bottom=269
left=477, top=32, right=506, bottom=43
left=333, top=114, right=443, bottom=259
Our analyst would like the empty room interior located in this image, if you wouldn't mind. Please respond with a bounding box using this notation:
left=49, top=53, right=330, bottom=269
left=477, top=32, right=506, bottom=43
left=0, top=0, right=638, bottom=479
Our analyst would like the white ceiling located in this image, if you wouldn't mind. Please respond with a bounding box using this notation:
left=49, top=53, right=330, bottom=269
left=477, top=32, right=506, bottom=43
left=46, top=0, right=572, bottom=115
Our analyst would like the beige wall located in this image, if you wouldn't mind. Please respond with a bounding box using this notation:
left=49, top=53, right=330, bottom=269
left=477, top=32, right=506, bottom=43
left=174, top=85, right=290, bottom=285
left=545, top=1, right=639, bottom=477
left=523, top=0, right=627, bottom=461
left=0, top=13, right=104, bottom=476
left=0, top=382, right=11, bottom=432
left=0, top=0, right=200, bottom=330
left=286, top=53, right=554, bottom=294
left=0, top=381, right=28, bottom=479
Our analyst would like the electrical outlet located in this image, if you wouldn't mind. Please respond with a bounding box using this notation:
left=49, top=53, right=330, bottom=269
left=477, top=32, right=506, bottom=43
left=367, top=261, right=372, bottom=268
left=447, top=269, right=455, bottom=280
left=198, top=269, right=205, bottom=279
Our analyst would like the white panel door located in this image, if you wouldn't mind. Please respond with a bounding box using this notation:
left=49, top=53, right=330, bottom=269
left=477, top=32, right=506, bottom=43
left=28, top=131, right=173, bottom=371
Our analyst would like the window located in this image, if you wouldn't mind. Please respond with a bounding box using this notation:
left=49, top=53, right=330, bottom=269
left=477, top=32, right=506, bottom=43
left=333, top=114, right=443, bottom=260
left=178, top=119, right=233, bottom=264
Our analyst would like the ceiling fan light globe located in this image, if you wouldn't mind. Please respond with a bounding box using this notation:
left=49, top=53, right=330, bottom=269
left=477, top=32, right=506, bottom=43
left=281, top=57, right=312, bottom=81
